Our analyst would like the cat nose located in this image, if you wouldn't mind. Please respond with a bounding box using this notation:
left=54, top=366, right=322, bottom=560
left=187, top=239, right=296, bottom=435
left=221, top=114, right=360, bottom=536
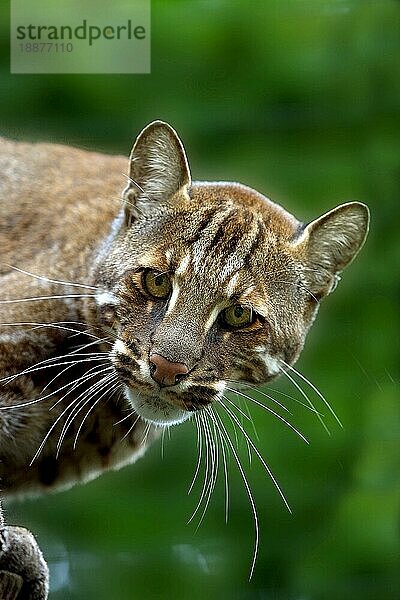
left=149, top=353, right=189, bottom=387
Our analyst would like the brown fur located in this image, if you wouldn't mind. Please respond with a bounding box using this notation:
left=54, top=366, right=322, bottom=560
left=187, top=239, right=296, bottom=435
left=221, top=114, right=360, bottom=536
left=0, top=121, right=369, bottom=596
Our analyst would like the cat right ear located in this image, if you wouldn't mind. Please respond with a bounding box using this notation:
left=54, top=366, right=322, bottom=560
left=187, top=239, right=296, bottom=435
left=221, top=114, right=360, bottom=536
left=292, top=202, right=370, bottom=299
left=123, top=120, right=191, bottom=223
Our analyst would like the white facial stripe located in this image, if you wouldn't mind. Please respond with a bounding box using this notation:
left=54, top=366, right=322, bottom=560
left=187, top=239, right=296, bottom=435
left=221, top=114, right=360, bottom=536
left=95, top=291, right=118, bottom=306
left=213, top=380, right=226, bottom=393
left=0, top=332, right=26, bottom=344
left=192, top=243, right=205, bottom=272
left=255, top=347, right=281, bottom=376
left=240, top=285, right=256, bottom=299
left=113, top=339, right=144, bottom=368
left=165, top=283, right=180, bottom=316
left=165, top=248, right=174, bottom=263
left=219, top=256, right=244, bottom=281
left=204, top=305, right=221, bottom=332
left=137, top=358, right=154, bottom=383
left=225, top=272, right=240, bottom=297
left=176, top=254, right=191, bottom=276
left=113, top=339, right=127, bottom=354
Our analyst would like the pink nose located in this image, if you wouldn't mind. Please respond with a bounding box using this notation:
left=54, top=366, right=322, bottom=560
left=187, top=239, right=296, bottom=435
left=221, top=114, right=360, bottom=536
left=149, top=353, right=189, bottom=387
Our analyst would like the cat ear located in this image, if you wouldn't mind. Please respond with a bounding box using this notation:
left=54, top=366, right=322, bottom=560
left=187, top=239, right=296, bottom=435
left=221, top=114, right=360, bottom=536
left=123, top=120, right=191, bottom=222
left=292, top=202, right=370, bottom=299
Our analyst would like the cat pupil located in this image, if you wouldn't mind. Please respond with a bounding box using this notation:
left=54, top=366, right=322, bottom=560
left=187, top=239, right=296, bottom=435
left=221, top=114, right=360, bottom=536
left=154, top=275, right=163, bottom=286
left=234, top=305, right=244, bottom=318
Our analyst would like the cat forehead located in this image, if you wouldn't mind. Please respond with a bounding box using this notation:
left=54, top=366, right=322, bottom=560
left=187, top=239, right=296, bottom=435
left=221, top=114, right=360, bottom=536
left=139, top=182, right=299, bottom=259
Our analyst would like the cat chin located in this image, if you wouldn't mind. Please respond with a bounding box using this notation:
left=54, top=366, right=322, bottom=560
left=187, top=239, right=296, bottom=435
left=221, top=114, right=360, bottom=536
left=124, top=387, right=191, bottom=427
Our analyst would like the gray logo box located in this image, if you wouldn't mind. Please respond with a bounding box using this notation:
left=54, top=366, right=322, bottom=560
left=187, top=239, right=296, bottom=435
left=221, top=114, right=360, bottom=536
left=11, top=0, right=150, bottom=74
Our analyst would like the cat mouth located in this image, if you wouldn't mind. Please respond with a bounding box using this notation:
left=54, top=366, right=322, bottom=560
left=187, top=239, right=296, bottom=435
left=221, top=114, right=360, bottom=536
left=123, top=379, right=222, bottom=426
left=124, top=386, right=192, bottom=426
left=112, top=345, right=222, bottom=426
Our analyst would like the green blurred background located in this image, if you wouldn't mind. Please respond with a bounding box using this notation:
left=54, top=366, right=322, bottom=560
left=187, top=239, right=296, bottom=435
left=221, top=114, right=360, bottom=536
left=1, top=0, right=399, bottom=598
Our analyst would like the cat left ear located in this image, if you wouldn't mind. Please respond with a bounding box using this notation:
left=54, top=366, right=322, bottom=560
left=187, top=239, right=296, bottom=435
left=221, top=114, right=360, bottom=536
left=292, top=202, right=370, bottom=299
left=123, top=120, right=191, bottom=222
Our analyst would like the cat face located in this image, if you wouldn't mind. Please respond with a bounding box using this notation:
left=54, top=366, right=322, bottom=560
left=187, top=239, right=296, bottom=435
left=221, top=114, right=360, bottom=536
left=91, top=122, right=369, bottom=427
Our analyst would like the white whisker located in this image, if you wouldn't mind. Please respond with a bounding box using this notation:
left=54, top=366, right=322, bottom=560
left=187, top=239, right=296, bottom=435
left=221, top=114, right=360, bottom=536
left=57, top=370, right=116, bottom=452
left=217, top=399, right=292, bottom=513
left=5, top=264, right=100, bottom=291
left=278, top=366, right=330, bottom=435
left=1, top=352, right=109, bottom=387
left=73, top=379, right=121, bottom=450
left=187, top=413, right=211, bottom=524
left=217, top=423, right=229, bottom=523
left=0, top=293, right=96, bottom=305
left=226, top=387, right=309, bottom=444
left=195, top=413, right=219, bottom=530
left=30, top=366, right=115, bottom=463
left=208, top=407, right=259, bottom=581
left=113, top=409, right=136, bottom=427
left=120, top=414, right=141, bottom=442
left=280, top=360, right=343, bottom=428
left=188, top=413, right=203, bottom=495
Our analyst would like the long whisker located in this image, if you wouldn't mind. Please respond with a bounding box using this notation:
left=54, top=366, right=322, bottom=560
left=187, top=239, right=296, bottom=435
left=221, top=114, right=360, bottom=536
left=241, top=396, right=260, bottom=445
left=0, top=357, right=110, bottom=409
left=0, top=321, right=106, bottom=343
left=226, top=387, right=309, bottom=444
left=41, top=360, right=85, bottom=395
left=41, top=355, right=112, bottom=400
left=226, top=392, right=254, bottom=466
left=270, top=280, right=319, bottom=303
left=0, top=293, right=97, bottom=305
left=113, top=409, right=136, bottom=427
left=226, top=378, right=290, bottom=414
left=195, top=412, right=219, bottom=530
left=264, top=385, right=324, bottom=415
left=73, top=379, right=121, bottom=451
left=280, top=360, right=343, bottom=428
left=217, top=399, right=292, bottom=513
left=5, top=264, right=101, bottom=291
left=223, top=394, right=251, bottom=422
left=49, top=364, right=114, bottom=422
left=1, top=351, right=109, bottom=386
left=227, top=378, right=323, bottom=415
left=161, top=427, right=167, bottom=459
left=30, top=396, right=80, bottom=465
left=208, top=407, right=259, bottom=581
left=57, top=371, right=116, bottom=453
left=140, top=422, right=152, bottom=446
left=30, top=366, right=114, bottom=463
left=217, top=423, right=229, bottom=524
left=187, top=413, right=211, bottom=524
left=120, top=414, right=141, bottom=442
left=188, top=413, right=203, bottom=495
left=69, top=336, right=113, bottom=352
left=278, top=367, right=330, bottom=435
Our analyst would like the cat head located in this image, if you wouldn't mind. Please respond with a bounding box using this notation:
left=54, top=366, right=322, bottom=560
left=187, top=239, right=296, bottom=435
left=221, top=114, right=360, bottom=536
left=91, top=121, right=369, bottom=427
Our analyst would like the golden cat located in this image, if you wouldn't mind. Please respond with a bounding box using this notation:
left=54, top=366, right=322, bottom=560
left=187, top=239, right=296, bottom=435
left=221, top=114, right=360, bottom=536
left=0, top=121, right=369, bottom=598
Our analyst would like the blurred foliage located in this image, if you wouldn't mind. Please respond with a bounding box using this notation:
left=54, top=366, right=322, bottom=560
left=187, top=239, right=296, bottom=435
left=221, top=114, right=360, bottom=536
left=1, top=0, right=399, bottom=598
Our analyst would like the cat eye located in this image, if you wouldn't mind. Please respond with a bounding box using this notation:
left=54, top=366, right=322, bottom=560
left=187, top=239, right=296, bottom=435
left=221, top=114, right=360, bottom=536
left=143, top=270, right=172, bottom=299
left=222, top=304, right=253, bottom=328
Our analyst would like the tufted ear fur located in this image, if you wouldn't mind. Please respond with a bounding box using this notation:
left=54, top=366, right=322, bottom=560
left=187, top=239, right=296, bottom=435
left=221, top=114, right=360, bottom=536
left=293, top=202, right=370, bottom=299
left=123, top=120, right=191, bottom=222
